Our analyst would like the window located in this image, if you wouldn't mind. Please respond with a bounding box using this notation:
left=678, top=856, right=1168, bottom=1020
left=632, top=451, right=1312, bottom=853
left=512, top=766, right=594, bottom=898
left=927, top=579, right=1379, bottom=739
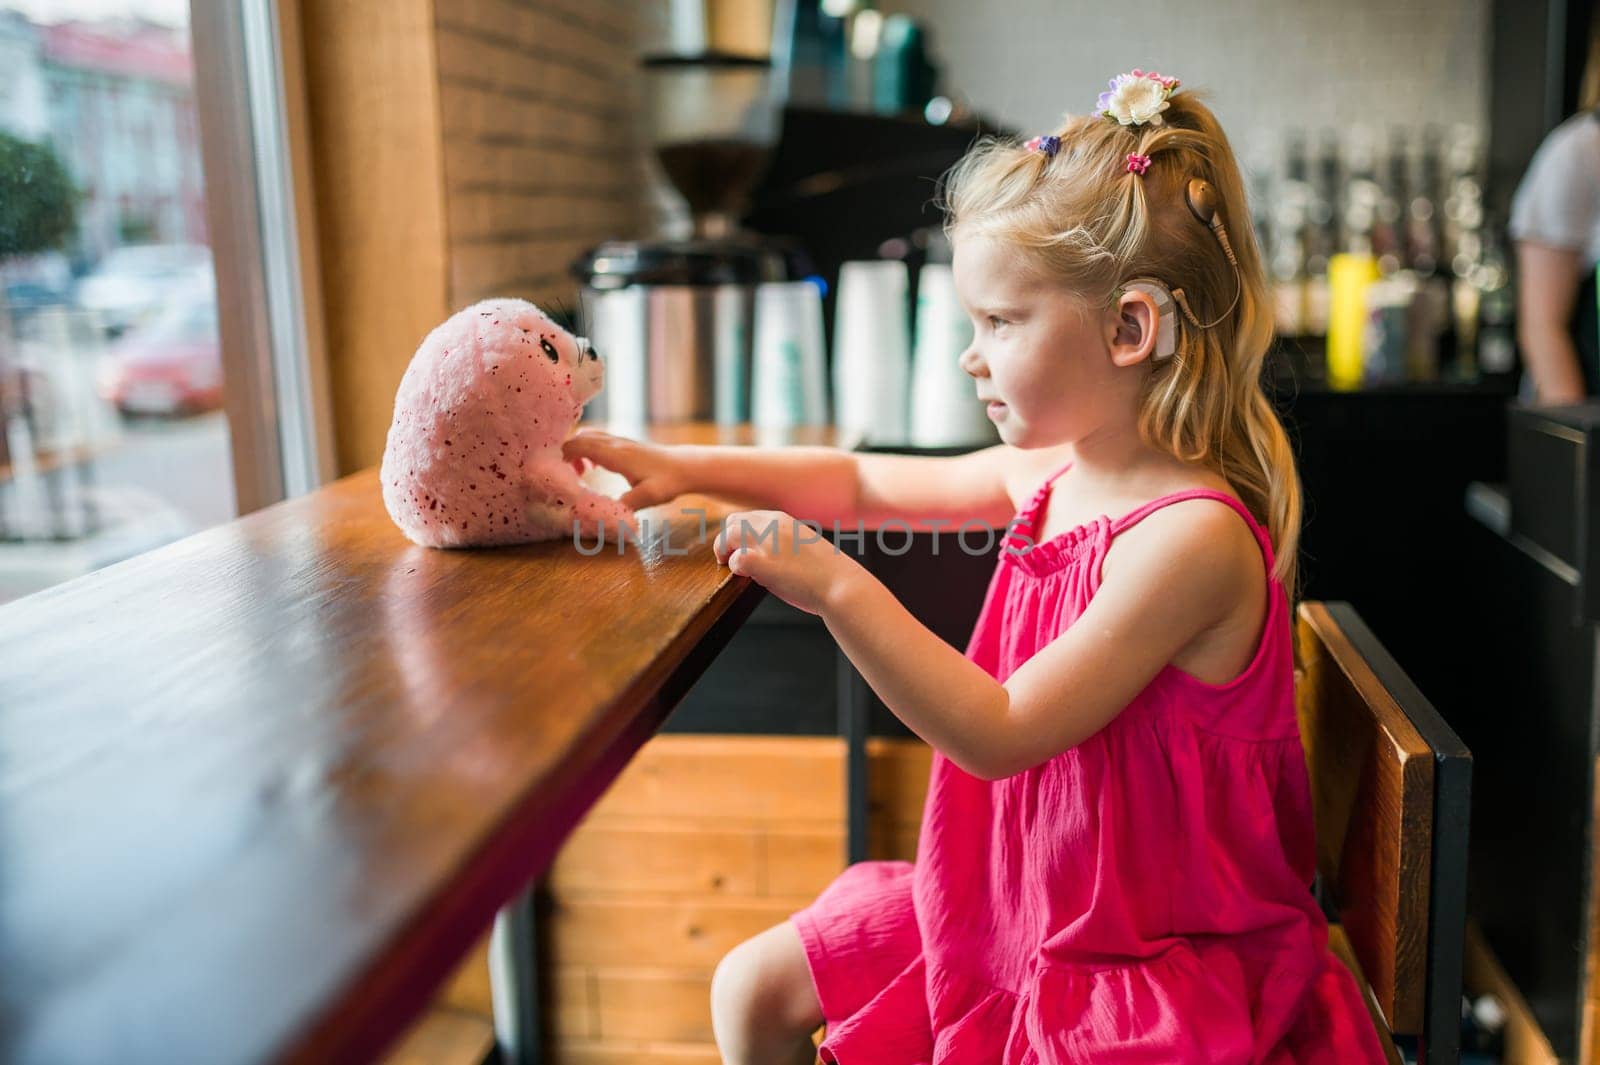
left=0, top=0, right=329, bottom=604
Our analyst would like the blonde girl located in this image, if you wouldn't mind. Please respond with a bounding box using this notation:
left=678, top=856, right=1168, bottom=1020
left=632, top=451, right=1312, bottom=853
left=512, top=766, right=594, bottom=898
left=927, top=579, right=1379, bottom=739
left=566, top=70, right=1384, bottom=1065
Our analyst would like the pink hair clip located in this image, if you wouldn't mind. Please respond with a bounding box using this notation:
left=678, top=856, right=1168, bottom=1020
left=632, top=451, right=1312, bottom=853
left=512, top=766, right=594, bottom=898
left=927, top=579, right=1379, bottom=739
left=1125, top=153, right=1152, bottom=175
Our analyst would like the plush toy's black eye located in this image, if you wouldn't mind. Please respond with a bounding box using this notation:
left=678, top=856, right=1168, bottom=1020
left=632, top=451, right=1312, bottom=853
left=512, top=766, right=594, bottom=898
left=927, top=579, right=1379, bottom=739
left=585, top=344, right=600, bottom=361
left=539, top=336, right=560, bottom=363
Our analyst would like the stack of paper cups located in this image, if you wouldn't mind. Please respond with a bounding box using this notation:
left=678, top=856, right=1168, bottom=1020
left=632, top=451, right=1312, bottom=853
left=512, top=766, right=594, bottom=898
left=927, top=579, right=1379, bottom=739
left=832, top=260, right=911, bottom=446
left=910, top=263, right=993, bottom=447
left=751, top=280, right=830, bottom=428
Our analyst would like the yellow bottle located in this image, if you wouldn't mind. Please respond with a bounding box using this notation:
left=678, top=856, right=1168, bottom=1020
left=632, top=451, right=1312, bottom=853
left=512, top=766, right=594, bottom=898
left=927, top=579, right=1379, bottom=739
left=1326, top=253, right=1381, bottom=390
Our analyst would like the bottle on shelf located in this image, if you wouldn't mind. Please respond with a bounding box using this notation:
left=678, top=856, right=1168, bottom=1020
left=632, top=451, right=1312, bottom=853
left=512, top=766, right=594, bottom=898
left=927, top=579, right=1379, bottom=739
left=1407, top=126, right=1445, bottom=278
left=1328, top=129, right=1383, bottom=390
left=1376, top=126, right=1411, bottom=275
left=1269, top=132, right=1313, bottom=339
left=1443, top=126, right=1488, bottom=378
left=1475, top=207, right=1517, bottom=379
left=1301, top=129, right=1341, bottom=337
left=1411, top=128, right=1453, bottom=381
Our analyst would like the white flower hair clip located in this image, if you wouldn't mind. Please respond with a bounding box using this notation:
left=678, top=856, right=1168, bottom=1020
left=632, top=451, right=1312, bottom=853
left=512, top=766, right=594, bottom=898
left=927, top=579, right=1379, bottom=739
left=1096, top=69, right=1181, bottom=127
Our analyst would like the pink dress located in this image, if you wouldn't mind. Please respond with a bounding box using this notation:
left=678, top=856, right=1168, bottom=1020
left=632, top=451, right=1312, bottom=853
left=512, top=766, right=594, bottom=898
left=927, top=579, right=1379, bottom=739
left=790, top=462, right=1388, bottom=1064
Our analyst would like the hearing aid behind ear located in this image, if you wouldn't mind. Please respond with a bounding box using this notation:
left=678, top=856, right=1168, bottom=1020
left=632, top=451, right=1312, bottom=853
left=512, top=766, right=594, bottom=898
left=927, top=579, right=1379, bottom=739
left=1119, top=279, right=1178, bottom=361
left=1185, top=179, right=1239, bottom=267
left=1170, top=177, right=1243, bottom=329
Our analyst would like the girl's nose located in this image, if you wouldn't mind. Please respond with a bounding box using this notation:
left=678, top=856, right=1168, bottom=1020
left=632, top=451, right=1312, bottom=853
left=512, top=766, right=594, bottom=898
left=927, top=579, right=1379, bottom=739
left=958, top=344, right=986, bottom=378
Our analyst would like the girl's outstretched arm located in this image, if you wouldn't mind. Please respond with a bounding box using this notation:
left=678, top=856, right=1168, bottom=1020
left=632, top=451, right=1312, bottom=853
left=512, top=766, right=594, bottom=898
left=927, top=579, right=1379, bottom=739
left=717, top=499, right=1263, bottom=779
left=562, top=430, right=1021, bottom=530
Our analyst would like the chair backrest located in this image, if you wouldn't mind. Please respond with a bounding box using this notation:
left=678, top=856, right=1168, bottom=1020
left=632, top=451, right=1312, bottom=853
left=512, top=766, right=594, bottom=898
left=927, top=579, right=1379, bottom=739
left=1294, top=601, right=1472, bottom=1064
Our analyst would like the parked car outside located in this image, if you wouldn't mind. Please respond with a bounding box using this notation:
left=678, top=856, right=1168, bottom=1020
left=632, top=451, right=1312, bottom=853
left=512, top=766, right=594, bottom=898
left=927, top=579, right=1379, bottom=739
left=75, top=244, right=212, bottom=337
left=96, top=279, right=221, bottom=417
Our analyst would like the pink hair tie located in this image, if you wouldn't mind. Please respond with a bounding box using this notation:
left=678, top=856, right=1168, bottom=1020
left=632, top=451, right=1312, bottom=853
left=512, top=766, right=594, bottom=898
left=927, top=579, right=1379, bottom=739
left=1024, top=134, right=1061, bottom=159
left=1125, top=152, right=1152, bottom=175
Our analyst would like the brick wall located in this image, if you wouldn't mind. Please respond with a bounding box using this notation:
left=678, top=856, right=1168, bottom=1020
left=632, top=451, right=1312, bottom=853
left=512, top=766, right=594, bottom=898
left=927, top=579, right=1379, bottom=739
left=433, top=0, right=655, bottom=311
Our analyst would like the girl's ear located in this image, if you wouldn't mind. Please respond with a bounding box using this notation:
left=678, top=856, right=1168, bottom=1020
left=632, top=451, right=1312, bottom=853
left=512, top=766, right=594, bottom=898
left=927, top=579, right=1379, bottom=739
left=1107, top=289, right=1159, bottom=368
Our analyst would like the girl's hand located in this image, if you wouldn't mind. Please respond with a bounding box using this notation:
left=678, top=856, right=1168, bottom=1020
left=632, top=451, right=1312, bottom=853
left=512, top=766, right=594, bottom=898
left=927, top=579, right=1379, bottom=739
left=561, top=429, right=688, bottom=511
left=713, top=508, right=860, bottom=616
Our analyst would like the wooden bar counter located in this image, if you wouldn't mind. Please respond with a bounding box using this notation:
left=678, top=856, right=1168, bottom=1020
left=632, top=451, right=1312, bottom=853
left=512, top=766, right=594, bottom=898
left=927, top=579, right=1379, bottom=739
left=0, top=422, right=838, bottom=1065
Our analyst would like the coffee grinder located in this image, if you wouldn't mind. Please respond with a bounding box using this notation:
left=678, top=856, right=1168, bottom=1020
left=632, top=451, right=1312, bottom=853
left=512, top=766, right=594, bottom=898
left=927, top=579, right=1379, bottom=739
left=573, top=11, right=808, bottom=428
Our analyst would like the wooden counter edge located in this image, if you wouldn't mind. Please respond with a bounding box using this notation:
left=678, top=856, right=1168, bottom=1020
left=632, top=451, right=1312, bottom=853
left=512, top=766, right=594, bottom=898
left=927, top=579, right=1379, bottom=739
left=275, top=498, right=767, bottom=1064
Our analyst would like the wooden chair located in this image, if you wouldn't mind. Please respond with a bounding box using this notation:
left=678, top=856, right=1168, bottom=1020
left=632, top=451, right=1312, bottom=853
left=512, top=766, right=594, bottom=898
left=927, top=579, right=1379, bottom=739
left=1295, top=601, right=1473, bottom=1065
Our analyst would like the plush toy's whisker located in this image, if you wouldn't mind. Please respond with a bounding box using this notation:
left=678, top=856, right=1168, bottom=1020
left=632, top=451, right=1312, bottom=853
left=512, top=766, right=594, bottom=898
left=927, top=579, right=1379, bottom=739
left=547, top=295, right=579, bottom=335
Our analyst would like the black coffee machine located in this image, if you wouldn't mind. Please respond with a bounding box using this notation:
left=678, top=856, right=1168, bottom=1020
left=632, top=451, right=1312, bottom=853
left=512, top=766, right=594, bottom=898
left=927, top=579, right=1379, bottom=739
left=740, top=102, right=997, bottom=360
left=572, top=35, right=803, bottom=427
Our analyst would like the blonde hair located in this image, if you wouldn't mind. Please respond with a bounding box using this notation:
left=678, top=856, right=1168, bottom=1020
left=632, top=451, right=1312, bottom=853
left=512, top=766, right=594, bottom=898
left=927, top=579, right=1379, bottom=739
left=938, top=88, right=1302, bottom=593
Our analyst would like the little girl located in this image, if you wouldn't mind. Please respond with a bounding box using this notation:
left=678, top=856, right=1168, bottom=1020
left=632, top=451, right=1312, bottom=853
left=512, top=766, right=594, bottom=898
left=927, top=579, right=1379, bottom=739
left=564, top=71, right=1386, bottom=1065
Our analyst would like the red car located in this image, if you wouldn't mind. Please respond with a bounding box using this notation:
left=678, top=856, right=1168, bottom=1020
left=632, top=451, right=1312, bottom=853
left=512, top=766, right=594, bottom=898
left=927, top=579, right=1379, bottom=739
left=98, top=288, right=223, bottom=416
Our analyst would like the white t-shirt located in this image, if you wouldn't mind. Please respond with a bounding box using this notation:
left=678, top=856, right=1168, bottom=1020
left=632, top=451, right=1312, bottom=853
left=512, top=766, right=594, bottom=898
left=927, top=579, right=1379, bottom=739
left=1509, top=111, right=1600, bottom=270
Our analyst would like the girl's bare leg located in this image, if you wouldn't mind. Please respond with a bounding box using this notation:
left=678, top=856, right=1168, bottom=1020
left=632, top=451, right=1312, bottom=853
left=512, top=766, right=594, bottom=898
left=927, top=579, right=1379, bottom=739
left=710, top=920, right=825, bottom=1065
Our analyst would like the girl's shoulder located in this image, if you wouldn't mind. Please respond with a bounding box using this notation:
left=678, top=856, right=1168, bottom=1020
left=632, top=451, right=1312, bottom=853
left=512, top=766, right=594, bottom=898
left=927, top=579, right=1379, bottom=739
left=1098, top=487, right=1272, bottom=687
left=1046, top=457, right=1242, bottom=537
left=1093, top=470, right=1268, bottom=609
left=1107, top=485, right=1261, bottom=558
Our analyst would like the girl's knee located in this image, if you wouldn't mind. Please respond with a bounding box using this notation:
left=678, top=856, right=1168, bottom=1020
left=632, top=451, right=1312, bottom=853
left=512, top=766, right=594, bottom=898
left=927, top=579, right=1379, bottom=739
left=709, top=940, right=756, bottom=1027
left=711, top=922, right=822, bottom=1035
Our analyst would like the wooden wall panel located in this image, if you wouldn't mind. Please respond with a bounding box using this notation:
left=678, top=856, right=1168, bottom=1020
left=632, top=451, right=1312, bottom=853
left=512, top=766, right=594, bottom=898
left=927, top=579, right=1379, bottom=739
left=438, top=933, right=493, bottom=1016
left=549, top=895, right=811, bottom=971
left=765, top=827, right=851, bottom=896
left=536, top=735, right=927, bottom=1062
left=587, top=735, right=847, bottom=823
left=591, top=969, right=723, bottom=1044
left=380, top=1007, right=494, bottom=1065
left=551, top=822, right=768, bottom=897
left=297, top=0, right=452, bottom=475
left=559, top=1043, right=723, bottom=1065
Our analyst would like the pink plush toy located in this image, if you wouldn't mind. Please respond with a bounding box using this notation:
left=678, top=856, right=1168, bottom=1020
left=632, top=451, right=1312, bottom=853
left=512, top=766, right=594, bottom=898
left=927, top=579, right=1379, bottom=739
left=381, top=298, right=637, bottom=547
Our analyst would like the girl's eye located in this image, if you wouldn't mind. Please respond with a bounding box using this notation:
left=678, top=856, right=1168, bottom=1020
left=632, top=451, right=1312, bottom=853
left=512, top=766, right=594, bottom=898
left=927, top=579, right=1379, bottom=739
left=988, top=315, right=1008, bottom=330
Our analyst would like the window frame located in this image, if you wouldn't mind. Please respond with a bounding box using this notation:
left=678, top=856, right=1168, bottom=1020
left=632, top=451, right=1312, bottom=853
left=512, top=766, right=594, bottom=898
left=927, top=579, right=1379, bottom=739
left=190, top=0, right=335, bottom=511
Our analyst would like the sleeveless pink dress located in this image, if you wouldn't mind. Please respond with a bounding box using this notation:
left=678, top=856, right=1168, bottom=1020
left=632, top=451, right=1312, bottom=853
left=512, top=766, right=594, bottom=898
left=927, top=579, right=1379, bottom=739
left=790, top=462, right=1388, bottom=1063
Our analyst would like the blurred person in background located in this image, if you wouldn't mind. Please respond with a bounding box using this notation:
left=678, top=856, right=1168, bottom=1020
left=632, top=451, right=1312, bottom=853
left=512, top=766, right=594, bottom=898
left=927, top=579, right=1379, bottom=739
left=1512, top=3, right=1600, bottom=402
